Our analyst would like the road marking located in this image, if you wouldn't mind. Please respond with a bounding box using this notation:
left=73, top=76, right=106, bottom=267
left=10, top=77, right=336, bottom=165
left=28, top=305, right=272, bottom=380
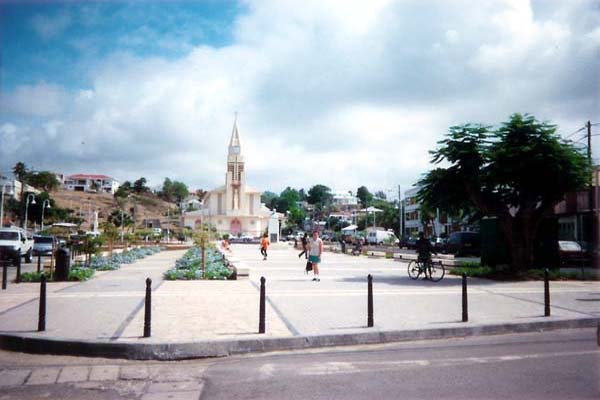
left=296, top=349, right=600, bottom=376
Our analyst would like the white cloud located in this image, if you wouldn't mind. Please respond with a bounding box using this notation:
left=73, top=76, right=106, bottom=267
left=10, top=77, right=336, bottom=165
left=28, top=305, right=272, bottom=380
left=1, top=0, right=599, bottom=195
left=30, top=12, right=72, bottom=40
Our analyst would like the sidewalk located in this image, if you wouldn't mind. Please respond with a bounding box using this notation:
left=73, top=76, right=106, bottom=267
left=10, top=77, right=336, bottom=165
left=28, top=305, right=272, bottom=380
left=0, top=244, right=598, bottom=360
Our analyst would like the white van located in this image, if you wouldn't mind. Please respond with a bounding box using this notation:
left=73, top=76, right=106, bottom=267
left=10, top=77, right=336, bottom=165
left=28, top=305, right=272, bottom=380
left=367, top=230, right=399, bottom=246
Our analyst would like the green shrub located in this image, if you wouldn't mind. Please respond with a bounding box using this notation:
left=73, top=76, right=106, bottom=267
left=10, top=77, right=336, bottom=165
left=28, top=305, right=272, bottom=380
left=19, top=267, right=95, bottom=282
left=450, top=265, right=494, bottom=278
left=20, top=272, right=46, bottom=282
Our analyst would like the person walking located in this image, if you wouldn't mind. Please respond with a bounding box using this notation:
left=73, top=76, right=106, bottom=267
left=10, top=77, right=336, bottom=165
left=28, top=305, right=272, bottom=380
left=298, top=233, right=308, bottom=259
left=260, top=233, right=270, bottom=260
left=307, top=230, right=323, bottom=281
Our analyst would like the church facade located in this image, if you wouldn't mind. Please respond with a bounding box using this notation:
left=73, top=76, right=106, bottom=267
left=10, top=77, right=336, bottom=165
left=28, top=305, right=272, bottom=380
left=182, top=120, right=273, bottom=237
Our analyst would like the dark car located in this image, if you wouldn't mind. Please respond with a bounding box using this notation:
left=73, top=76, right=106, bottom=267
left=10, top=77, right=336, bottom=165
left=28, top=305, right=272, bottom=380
left=33, top=235, right=57, bottom=256
left=398, top=237, right=417, bottom=250
left=558, top=241, right=587, bottom=267
left=443, top=232, right=481, bottom=257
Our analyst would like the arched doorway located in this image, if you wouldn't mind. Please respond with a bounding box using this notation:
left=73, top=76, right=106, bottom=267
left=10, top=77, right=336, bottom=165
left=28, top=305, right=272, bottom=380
left=194, top=218, right=202, bottom=230
left=230, top=219, right=241, bottom=236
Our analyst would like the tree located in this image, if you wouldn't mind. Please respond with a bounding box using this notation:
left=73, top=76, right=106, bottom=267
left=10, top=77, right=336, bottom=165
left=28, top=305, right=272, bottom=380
left=418, top=114, right=590, bottom=273
left=28, top=171, right=60, bottom=192
left=159, top=178, right=189, bottom=203
left=133, top=177, right=149, bottom=193
left=374, top=190, right=387, bottom=200
left=261, top=191, right=278, bottom=209
left=115, top=181, right=132, bottom=198
left=108, top=209, right=133, bottom=228
left=307, top=184, right=332, bottom=206
left=13, top=162, right=30, bottom=223
left=356, top=186, right=373, bottom=207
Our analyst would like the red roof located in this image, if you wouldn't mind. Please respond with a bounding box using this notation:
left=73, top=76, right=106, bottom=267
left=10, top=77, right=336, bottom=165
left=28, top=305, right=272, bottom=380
left=67, top=174, right=113, bottom=180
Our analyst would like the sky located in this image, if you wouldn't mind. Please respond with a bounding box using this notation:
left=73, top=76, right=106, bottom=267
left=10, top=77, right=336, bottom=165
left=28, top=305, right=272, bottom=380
left=1, top=0, right=599, bottom=198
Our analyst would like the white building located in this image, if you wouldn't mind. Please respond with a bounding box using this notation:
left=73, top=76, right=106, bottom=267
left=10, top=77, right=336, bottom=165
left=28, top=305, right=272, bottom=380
left=332, top=190, right=359, bottom=207
left=179, top=194, right=203, bottom=211
left=182, top=120, right=272, bottom=237
left=63, top=174, right=120, bottom=194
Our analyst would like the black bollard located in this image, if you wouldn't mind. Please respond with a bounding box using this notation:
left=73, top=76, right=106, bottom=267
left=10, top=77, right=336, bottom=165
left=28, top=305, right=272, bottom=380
left=143, top=278, right=152, bottom=337
left=16, top=256, right=21, bottom=284
left=2, top=263, right=7, bottom=290
left=37, top=254, right=41, bottom=273
left=462, top=273, right=468, bottom=322
left=259, top=276, right=266, bottom=334
left=544, top=269, right=550, bottom=317
left=38, top=274, right=46, bottom=331
left=367, top=274, right=374, bottom=327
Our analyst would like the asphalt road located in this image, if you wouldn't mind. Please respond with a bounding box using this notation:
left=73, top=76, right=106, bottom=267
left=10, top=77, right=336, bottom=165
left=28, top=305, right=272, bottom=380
left=0, top=329, right=597, bottom=399
left=200, top=328, right=600, bottom=400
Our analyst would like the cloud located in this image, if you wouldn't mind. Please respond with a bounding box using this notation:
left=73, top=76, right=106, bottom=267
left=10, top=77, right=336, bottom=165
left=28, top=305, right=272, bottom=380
left=1, top=0, right=599, bottom=194
left=30, top=11, right=71, bottom=40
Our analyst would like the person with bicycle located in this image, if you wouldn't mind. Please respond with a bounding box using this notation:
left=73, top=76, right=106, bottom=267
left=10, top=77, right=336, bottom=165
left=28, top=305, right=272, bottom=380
left=416, top=232, right=436, bottom=280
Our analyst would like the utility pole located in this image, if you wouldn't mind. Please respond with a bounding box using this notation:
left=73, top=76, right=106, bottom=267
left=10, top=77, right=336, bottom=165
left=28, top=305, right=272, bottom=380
left=398, top=185, right=403, bottom=239
left=588, top=121, right=599, bottom=269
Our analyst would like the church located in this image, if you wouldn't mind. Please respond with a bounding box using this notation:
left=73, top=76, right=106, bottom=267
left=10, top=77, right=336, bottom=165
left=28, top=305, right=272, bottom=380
left=182, top=120, right=274, bottom=237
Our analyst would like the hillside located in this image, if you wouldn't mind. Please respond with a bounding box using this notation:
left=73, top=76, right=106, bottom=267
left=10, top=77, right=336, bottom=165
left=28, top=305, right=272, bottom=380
left=50, top=189, right=178, bottom=230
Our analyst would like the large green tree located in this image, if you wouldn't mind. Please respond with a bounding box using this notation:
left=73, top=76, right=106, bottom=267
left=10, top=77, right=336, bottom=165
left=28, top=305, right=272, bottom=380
left=418, top=114, right=590, bottom=272
left=307, top=184, right=332, bottom=206
left=28, top=171, right=60, bottom=192
left=160, top=178, right=189, bottom=203
left=356, top=186, right=373, bottom=207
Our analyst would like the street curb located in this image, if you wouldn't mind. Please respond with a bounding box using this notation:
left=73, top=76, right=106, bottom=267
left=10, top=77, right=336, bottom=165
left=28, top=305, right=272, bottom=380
left=0, top=318, right=598, bottom=360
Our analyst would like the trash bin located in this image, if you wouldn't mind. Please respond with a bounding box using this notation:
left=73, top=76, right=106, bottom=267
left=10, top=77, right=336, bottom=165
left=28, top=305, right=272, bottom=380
left=55, top=247, right=70, bottom=281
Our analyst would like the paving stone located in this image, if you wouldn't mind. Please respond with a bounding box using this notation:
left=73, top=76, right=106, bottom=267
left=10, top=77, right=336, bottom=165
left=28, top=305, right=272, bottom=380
left=26, top=367, right=60, bottom=385
left=147, top=381, right=203, bottom=393
left=148, top=365, right=209, bottom=382
left=89, top=365, right=120, bottom=381
left=57, top=366, right=89, bottom=383
left=120, top=365, right=149, bottom=380
left=141, top=391, right=202, bottom=400
left=0, top=369, right=30, bottom=387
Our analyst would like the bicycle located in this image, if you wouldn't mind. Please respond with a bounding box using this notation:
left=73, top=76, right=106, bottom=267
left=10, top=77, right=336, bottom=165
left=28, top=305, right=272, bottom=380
left=407, top=259, right=445, bottom=282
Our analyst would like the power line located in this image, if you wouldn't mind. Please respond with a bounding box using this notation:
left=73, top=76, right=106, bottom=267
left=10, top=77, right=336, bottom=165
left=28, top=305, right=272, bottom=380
left=564, top=126, right=586, bottom=140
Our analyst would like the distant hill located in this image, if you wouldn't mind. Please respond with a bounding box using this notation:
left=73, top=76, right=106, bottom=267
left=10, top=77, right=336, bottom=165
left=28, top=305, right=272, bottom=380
left=49, top=188, right=179, bottom=231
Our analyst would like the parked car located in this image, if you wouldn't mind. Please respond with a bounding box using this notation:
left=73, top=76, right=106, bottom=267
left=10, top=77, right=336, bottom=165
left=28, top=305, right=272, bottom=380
left=431, top=236, right=447, bottom=252
left=33, top=235, right=58, bottom=256
left=558, top=241, right=587, bottom=267
left=0, top=227, right=33, bottom=263
left=367, top=230, right=399, bottom=246
left=443, top=232, right=481, bottom=257
left=398, top=237, right=417, bottom=249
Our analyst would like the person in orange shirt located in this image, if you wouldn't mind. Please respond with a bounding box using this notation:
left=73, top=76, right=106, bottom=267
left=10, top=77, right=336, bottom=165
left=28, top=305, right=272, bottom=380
left=260, top=233, right=270, bottom=260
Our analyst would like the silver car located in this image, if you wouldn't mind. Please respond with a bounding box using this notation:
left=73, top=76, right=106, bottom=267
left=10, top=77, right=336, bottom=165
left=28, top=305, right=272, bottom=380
left=33, top=235, right=57, bottom=256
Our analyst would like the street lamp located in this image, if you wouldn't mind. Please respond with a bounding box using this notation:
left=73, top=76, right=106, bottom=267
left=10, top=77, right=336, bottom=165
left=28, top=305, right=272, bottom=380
left=0, top=183, right=10, bottom=228
left=24, top=193, right=36, bottom=230
left=41, top=199, right=51, bottom=232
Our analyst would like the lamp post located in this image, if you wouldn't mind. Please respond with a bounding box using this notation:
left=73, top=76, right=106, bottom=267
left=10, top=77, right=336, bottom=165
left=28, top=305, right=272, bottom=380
left=24, top=193, right=36, bottom=230
left=0, top=183, right=9, bottom=228
left=41, top=199, right=51, bottom=232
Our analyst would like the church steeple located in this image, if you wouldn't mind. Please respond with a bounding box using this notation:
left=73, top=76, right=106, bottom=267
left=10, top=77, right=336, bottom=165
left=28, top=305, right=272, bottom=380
left=228, top=114, right=241, bottom=155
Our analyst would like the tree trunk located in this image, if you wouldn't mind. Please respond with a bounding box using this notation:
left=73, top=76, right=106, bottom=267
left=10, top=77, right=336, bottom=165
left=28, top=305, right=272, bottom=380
left=499, top=214, right=538, bottom=273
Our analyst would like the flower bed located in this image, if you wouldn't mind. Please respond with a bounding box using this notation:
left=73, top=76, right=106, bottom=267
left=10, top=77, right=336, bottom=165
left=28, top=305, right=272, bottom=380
left=164, top=247, right=233, bottom=280
left=81, top=246, right=162, bottom=271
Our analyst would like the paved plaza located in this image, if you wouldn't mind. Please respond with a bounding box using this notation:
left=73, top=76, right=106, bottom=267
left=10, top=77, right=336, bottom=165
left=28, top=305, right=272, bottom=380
left=0, top=244, right=598, bottom=359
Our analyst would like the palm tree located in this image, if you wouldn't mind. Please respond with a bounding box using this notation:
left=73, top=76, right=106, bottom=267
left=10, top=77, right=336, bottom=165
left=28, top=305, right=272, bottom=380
left=12, top=162, right=29, bottom=224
